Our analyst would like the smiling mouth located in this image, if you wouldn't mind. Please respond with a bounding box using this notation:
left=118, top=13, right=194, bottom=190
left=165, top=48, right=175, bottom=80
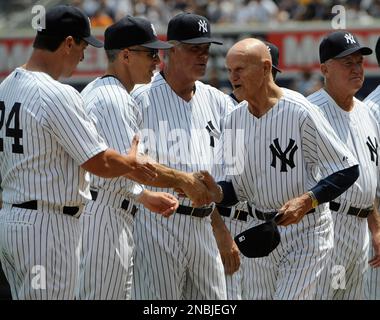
left=234, top=85, right=242, bottom=89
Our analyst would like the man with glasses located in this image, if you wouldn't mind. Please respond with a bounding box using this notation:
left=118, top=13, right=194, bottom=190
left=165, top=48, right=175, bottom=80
left=131, top=13, right=236, bottom=300
left=77, top=16, right=216, bottom=300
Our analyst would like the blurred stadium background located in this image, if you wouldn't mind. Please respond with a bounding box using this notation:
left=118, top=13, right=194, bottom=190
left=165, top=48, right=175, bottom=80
left=0, top=0, right=379, bottom=299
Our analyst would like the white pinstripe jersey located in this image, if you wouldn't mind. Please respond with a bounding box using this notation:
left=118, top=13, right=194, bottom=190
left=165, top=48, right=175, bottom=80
left=81, top=76, right=143, bottom=199
left=308, top=88, right=380, bottom=208
left=221, top=88, right=358, bottom=211
left=0, top=68, right=107, bottom=206
left=366, top=85, right=380, bottom=120
left=363, top=84, right=380, bottom=301
left=132, top=72, right=233, bottom=206
left=365, top=85, right=380, bottom=202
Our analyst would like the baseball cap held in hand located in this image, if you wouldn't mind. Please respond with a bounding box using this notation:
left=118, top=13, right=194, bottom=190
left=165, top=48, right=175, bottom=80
left=167, top=13, right=222, bottom=45
left=319, top=30, right=372, bottom=63
left=104, top=15, right=172, bottom=50
left=37, top=5, right=103, bottom=48
left=234, top=218, right=281, bottom=258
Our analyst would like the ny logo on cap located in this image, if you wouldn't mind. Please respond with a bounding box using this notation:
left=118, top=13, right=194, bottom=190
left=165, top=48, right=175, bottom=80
left=151, top=23, right=157, bottom=36
left=344, top=33, right=356, bottom=44
left=198, top=19, right=208, bottom=33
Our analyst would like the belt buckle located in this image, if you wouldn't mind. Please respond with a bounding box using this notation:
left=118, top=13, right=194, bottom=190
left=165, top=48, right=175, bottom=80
left=356, top=207, right=362, bottom=217
left=235, top=209, right=241, bottom=220
left=190, top=207, right=196, bottom=216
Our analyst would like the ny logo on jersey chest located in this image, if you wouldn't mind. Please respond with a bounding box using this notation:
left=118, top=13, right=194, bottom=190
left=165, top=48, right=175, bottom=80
left=270, top=138, right=298, bottom=172
left=366, top=136, right=378, bottom=166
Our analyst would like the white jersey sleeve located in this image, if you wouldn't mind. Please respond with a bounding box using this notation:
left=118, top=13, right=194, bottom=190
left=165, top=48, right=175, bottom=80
left=40, top=79, right=107, bottom=165
left=300, top=101, right=358, bottom=178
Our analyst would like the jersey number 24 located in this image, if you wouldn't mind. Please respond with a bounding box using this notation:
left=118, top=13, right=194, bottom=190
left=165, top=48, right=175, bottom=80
left=0, top=101, right=23, bottom=154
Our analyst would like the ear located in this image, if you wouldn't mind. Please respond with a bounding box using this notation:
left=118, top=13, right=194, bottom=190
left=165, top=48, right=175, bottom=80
left=320, top=63, right=328, bottom=77
left=122, top=49, right=129, bottom=62
left=263, top=59, right=272, bottom=78
left=63, top=36, right=75, bottom=53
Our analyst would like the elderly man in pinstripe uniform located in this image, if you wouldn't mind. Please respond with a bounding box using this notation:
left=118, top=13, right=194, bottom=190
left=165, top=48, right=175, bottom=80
left=202, top=37, right=360, bottom=300
left=360, top=36, right=380, bottom=300
left=308, top=30, right=380, bottom=300
left=131, top=13, right=237, bottom=300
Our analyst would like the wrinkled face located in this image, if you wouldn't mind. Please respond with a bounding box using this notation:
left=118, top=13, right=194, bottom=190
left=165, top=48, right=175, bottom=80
left=172, top=43, right=211, bottom=79
left=126, top=46, right=161, bottom=84
left=63, top=38, right=88, bottom=78
left=322, top=52, right=364, bottom=93
left=226, top=50, right=265, bottom=101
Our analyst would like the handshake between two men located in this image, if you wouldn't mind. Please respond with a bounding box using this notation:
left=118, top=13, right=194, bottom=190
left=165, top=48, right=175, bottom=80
left=121, top=135, right=223, bottom=217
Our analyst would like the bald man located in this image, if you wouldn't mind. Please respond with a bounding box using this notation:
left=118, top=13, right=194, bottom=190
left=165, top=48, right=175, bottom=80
left=205, top=38, right=359, bottom=299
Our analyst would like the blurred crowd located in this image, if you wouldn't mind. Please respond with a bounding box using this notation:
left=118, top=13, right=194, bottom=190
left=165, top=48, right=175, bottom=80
left=1, top=0, right=380, bottom=27
left=68, top=0, right=380, bottom=27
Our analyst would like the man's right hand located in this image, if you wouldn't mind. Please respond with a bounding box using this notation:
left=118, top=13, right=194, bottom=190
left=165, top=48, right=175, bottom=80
left=125, top=135, right=157, bottom=181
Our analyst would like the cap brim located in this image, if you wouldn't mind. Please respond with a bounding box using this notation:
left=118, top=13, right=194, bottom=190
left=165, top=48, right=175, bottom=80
left=179, top=37, right=223, bottom=45
left=273, top=65, right=282, bottom=73
left=83, top=35, right=103, bottom=48
left=141, top=40, right=173, bottom=49
left=335, top=46, right=373, bottom=59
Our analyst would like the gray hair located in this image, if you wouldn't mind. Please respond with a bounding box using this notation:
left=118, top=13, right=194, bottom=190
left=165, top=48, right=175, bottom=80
left=105, top=49, right=122, bottom=62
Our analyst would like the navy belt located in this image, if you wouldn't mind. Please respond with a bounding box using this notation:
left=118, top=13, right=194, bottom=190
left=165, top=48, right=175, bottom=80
left=176, top=205, right=213, bottom=218
left=248, top=205, right=315, bottom=221
left=330, top=201, right=372, bottom=219
left=11, top=200, right=80, bottom=216
left=90, top=190, right=137, bottom=217
left=217, top=206, right=249, bottom=222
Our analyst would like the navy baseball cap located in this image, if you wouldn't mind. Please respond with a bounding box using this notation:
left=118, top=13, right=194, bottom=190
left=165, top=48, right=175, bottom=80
left=319, top=30, right=372, bottom=63
left=167, top=13, right=222, bottom=45
left=375, top=36, right=380, bottom=66
left=234, top=218, right=281, bottom=258
left=264, top=41, right=282, bottom=73
left=104, top=16, right=172, bottom=50
left=37, top=5, right=103, bottom=48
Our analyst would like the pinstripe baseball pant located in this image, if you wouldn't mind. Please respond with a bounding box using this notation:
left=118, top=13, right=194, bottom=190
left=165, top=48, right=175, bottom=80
left=77, top=191, right=135, bottom=300
left=0, top=205, right=80, bottom=300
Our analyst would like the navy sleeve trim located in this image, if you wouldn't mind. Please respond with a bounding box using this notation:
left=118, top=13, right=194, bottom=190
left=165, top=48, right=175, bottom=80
left=217, top=181, right=239, bottom=207
left=311, top=165, right=359, bottom=204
